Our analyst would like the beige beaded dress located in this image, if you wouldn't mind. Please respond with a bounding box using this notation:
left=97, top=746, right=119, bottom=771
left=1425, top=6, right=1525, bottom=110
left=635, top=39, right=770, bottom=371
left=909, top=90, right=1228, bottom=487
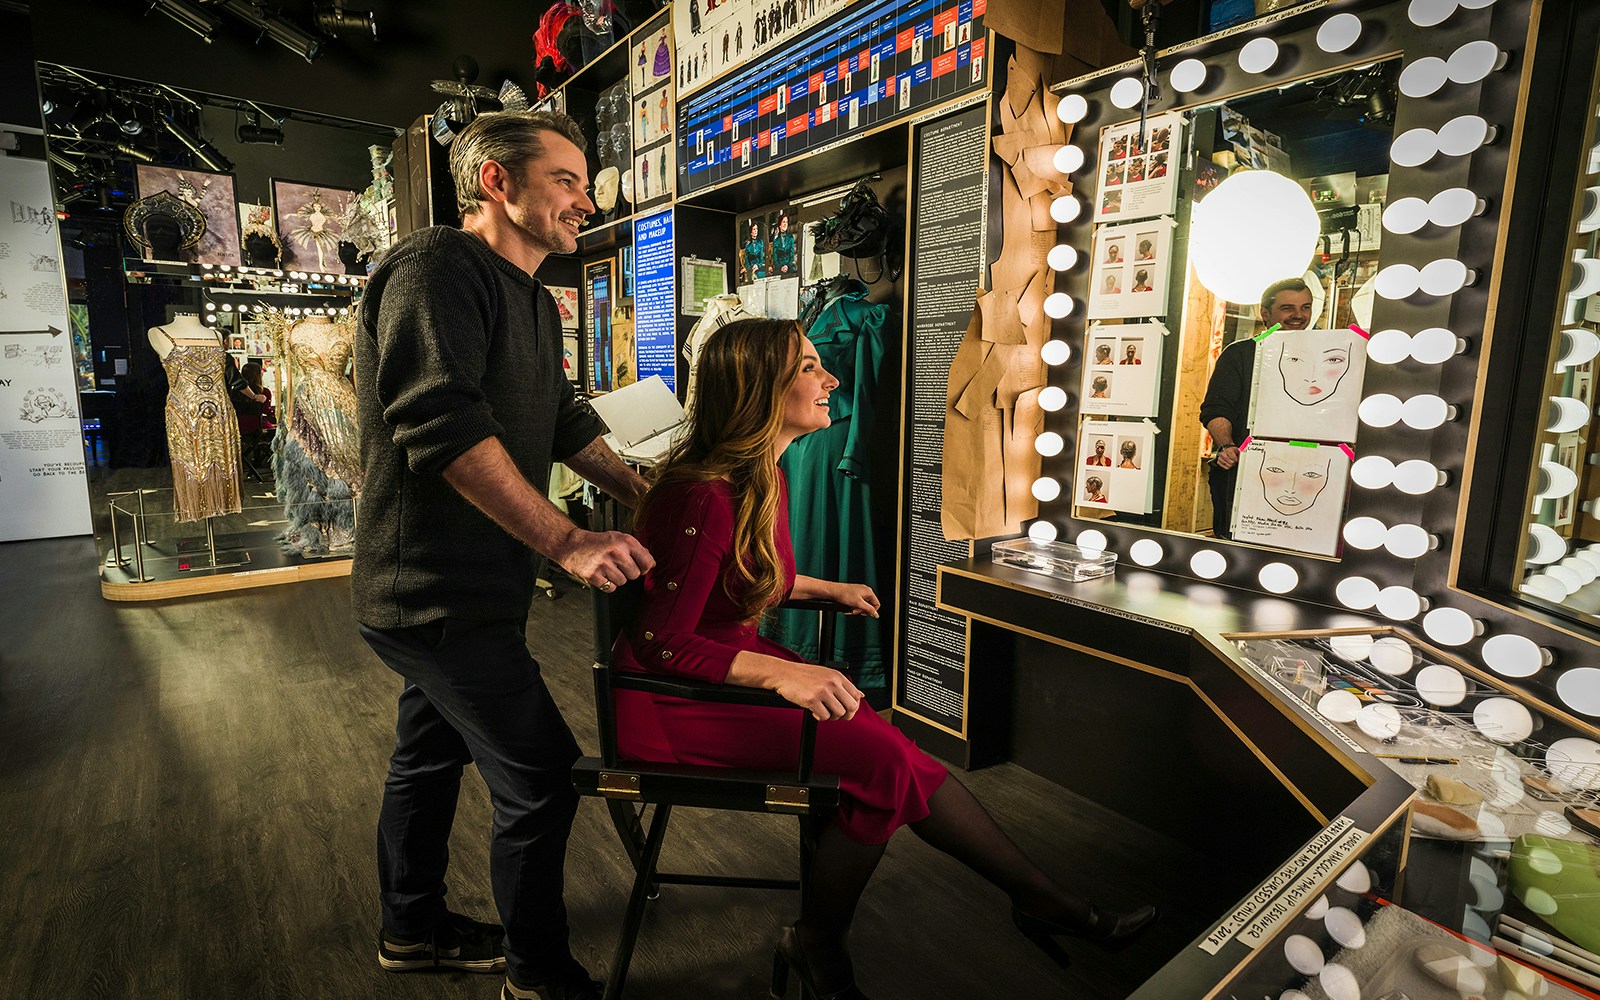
left=161, top=341, right=243, bottom=522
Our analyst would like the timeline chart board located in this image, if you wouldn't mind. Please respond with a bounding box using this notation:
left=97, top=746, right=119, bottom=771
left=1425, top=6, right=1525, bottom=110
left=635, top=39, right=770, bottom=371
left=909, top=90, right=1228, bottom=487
left=678, top=0, right=988, bottom=197
left=585, top=258, right=614, bottom=394
left=896, top=105, right=987, bottom=736
left=0, top=155, right=91, bottom=541
left=632, top=209, right=677, bottom=391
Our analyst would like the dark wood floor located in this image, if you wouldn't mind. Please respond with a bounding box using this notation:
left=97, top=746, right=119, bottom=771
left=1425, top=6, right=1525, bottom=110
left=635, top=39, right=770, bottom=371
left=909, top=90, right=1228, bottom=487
left=2, top=536, right=1230, bottom=999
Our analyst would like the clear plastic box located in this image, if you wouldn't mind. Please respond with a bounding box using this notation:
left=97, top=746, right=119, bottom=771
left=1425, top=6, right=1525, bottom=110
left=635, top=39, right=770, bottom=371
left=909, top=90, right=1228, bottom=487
left=991, top=537, right=1118, bottom=582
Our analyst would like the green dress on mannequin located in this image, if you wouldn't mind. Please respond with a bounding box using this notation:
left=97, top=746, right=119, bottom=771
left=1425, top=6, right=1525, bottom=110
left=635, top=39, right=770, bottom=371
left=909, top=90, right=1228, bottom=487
left=769, top=285, right=893, bottom=689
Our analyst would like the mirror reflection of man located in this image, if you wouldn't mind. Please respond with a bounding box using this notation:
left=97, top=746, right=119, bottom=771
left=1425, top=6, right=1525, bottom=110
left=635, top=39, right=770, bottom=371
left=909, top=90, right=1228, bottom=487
left=1197, top=277, right=1314, bottom=539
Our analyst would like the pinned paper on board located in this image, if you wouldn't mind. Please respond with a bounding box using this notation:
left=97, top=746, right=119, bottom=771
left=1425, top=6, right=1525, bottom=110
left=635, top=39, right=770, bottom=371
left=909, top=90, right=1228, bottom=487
left=1229, top=440, right=1351, bottom=556
left=1094, top=111, right=1184, bottom=223
left=1077, top=417, right=1156, bottom=514
left=1081, top=322, right=1164, bottom=417
left=1087, top=218, right=1175, bottom=320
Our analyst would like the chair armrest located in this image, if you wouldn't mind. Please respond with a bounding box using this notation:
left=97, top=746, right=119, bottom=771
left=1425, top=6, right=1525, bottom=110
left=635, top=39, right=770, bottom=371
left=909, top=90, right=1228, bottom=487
left=779, top=598, right=852, bottom=615
left=610, top=670, right=800, bottom=710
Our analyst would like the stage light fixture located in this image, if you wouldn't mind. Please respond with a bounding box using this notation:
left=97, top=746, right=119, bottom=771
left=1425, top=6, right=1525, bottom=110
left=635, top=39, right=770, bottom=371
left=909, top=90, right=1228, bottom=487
left=160, top=114, right=233, bottom=171
left=237, top=114, right=285, bottom=145
left=217, top=0, right=325, bottom=62
left=314, top=2, right=378, bottom=38
left=146, top=0, right=221, bottom=41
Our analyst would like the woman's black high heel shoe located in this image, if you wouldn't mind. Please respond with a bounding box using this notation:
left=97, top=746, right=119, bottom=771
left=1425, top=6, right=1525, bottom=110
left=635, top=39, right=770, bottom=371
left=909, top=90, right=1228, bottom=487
left=1011, top=904, right=1160, bottom=968
left=770, top=925, right=871, bottom=1000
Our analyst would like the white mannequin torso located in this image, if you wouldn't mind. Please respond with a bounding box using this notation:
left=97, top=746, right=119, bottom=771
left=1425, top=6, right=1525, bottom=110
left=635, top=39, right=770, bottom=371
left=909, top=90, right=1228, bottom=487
left=148, top=314, right=220, bottom=360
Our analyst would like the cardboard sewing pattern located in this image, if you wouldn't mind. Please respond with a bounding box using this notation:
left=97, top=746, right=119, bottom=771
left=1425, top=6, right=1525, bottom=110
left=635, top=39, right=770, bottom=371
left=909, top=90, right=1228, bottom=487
left=1081, top=322, right=1164, bottom=417
left=1076, top=418, right=1156, bottom=514
left=1087, top=218, right=1174, bottom=320
left=1094, top=112, right=1183, bottom=223
left=1248, top=328, right=1367, bottom=444
left=1230, top=440, right=1351, bottom=557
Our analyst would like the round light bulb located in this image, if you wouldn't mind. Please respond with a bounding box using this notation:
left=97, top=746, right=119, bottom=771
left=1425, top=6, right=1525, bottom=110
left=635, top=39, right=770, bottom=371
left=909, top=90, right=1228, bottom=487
left=1437, top=115, right=1494, bottom=157
left=1343, top=517, right=1388, bottom=550
left=1416, top=664, right=1468, bottom=706
left=1189, top=171, right=1319, bottom=304
left=1038, top=386, right=1067, bottom=412
left=1546, top=396, right=1592, bottom=433
left=1052, top=145, right=1086, bottom=174
left=1238, top=37, right=1280, bottom=74
left=1040, top=339, right=1071, bottom=365
left=1169, top=58, right=1207, bottom=93
left=1336, top=576, right=1380, bottom=610
left=1391, top=128, right=1439, bottom=168
left=1076, top=528, right=1108, bottom=555
left=1047, top=245, right=1080, bottom=272
left=1050, top=195, right=1083, bottom=224
left=1392, top=460, right=1444, bottom=495
left=1109, top=77, right=1145, bottom=110
left=1357, top=702, right=1403, bottom=739
left=1383, top=197, right=1430, bottom=235
left=1034, top=431, right=1064, bottom=457
left=1318, top=689, right=1362, bottom=724
left=1536, top=461, right=1579, bottom=500
left=1473, top=698, right=1533, bottom=743
left=1129, top=538, right=1163, bottom=566
left=1558, top=328, right=1600, bottom=369
left=1420, top=258, right=1473, bottom=296
left=1385, top=523, right=1436, bottom=559
left=1366, top=328, right=1412, bottom=364
left=1423, top=607, right=1480, bottom=646
left=1031, top=477, right=1061, bottom=502
left=1524, top=573, right=1571, bottom=602
left=1057, top=94, right=1089, bottom=124
left=1482, top=634, right=1548, bottom=678
left=1376, top=585, right=1424, bottom=620
left=1529, top=523, right=1569, bottom=564
left=1401, top=394, right=1453, bottom=430
left=1399, top=57, right=1450, bottom=99
left=1316, top=13, right=1363, bottom=53
left=1259, top=562, right=1299, bottom=594
left=1043, top=293, right=1075, bottom=318
left=1557, top=668, right=1600, bottom=717
left=1374, top=264, right=1422, bottom=299
left=1368, top=636, right=1414, bottom=675
left=1329, top=634, right=1376, bottom=661
left=1351, top=456, right=1396, bottom=490
left=1429, top=188, right=1482, bottom=228
left=1410, top=327, right=1464, bottom=364
left=1028, top=519, right=1059, bottom=542
left=1546, top=738, right=1600, bottom=790
left=1190, top=549, right=1227, bottom=579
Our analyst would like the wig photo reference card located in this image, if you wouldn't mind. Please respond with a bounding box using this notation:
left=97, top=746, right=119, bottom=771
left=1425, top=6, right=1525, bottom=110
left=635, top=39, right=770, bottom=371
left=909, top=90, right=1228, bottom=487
left=1081, top=322, right=1165, bottom=417
left=1077, top=418, right=1156, bottom=515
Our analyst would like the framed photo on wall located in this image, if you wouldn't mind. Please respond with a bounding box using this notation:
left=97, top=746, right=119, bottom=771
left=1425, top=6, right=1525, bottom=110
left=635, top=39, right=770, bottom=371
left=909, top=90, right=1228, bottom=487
left=270, top=178, right=361, bottom=272
left=133, top=164, right=241, bottom=266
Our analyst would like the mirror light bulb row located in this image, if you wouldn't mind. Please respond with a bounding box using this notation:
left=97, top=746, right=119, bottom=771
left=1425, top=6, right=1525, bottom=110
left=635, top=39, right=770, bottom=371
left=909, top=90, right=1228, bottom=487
left=1365, top=327, right=1468, bottom=365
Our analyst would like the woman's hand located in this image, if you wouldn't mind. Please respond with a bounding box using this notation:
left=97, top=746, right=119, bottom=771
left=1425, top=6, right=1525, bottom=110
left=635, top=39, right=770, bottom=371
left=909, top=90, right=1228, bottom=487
left=772, top=662, right=864, bottom=721
left=830, top=582, right=880, bottom=617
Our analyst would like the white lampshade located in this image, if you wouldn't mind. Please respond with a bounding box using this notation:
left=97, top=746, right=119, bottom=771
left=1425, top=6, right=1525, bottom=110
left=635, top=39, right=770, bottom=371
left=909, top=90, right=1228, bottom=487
left=1259, top=562, right=1299, bottom=594
left=1028, top=519, right=1059, bottom=542
left=1399, top=57, right=1449, bottom=99
left=1547, top=564, right=1585, bottom=592
left=1473, top=698, right=1533, bottom=743
left=1449, top=43, right=1505, bottom=80
left=1401, top=394, right=1454, bottom=430
left=1043, top=293, right=1075, bottom=319
left=1109, top=77, right=1145, bottom=110
left=1366, top=328, right=1412, bottom=364
left=1410, top=327, right=1464, bottom=364
left=1343, top=517, right=1388, bottom=550
left=1529, top=523, right=1570, bottom=564
left=1038, top=386, right=1068, bottom=411
left=1076, top=528, right=1108, bottom=554
left=1557, top=668, right=1600, bottom=717
left=1034, top=431, right=1064, bottom=457
left=1376, top=585, right=1425, bottom=620
left=1189, top=171, right=1319, bottom=304
left=1190, top=549, right=1227, bottom=579
left=1169, top=58, right=1207, bottom=93
left=1316, top=13, right=1363, bottom=53
left=1437, top=115, right=1494, bottom=157
left=1040, top=339, right=1071, bottom=365
left=1050, top=195, right=1083, bottom=224
left=1384, top=523, right=1436, bottom=559
left=1325, top=908, right=1367, bottom=950
left=1047, top=245, right=1080, bottom=272
left=1053, top=145, right=1086, bottom=174
left=1129, top=538, right=1163, bottom=566
left=1031, top=476, right=1061, bottom=502
left=1057, top=94, right=1089, bottom=124
left=1351, top=456, right=1396, bottom=490
left=1336, top=576, right=1381, bottom=610
left=1423, top=607, right=1480, bottom=646
left=1536, top=461, right=1580, bottom=500
left=1483, top=633, right=1548, bottom=677
left=1416, top=664, right=1468, bottom=706
left=1557, top=327, right=1600, bottom=369
left=1546, top=396, right=1592, bottom=433
left=1374, top=264, right=1422, bottom=299
left=1238, top=37, right=1280, bottom=74
left=1285, top=934, right=1325, bottom=976
left=1393, top=460, right=1445, bottom=495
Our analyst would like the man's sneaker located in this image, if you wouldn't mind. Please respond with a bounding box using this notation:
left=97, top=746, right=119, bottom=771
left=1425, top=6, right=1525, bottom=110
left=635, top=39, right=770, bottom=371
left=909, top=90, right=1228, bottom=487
left=501, top=974, right=604, bottom=1000
left=378, top=911, right=506, bottom=973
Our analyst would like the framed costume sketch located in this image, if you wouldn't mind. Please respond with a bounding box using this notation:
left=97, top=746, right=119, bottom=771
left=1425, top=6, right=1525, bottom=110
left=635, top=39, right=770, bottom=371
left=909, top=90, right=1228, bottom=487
left=134, top=164, right=240, bottom=266
left=1247, top=327, right=1368, bottom=444
left=1230, top=439, right=1352, bottom=556
left=270, top=178, right=361, bottom=272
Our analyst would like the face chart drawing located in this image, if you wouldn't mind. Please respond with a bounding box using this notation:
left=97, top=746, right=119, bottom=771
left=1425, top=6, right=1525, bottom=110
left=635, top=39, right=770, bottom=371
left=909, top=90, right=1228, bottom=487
left=1258, top=451, right=1332, bottom=516
left=1277, top=338, right=1352, bottom=406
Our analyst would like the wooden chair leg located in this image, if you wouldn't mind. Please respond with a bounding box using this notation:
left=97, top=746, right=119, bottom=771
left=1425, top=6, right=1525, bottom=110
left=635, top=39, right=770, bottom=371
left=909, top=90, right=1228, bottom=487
left=604, top=803, right=673, bottom=1000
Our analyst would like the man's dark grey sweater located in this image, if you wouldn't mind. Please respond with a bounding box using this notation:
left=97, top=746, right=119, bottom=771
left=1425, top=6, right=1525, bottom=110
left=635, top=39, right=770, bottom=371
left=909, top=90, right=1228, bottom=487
left=352, top=226, right=604, bottom=628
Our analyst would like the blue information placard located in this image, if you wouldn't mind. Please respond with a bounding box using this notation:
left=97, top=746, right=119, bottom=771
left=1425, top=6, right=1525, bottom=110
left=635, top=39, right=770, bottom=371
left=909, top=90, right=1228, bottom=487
left=633, top=209, right=677, bottom=392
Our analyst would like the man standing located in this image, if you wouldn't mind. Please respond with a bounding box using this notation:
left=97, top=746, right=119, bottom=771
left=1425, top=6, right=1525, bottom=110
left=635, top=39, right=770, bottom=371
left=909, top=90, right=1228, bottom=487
left=353, top=111, right=653, bottom=1000
left=1198, top=278, right=1314, bottom=539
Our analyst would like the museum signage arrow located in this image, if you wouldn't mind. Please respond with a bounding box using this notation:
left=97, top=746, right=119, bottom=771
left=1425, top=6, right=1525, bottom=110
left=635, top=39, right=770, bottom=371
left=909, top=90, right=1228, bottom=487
left=1, top=326, right=62, bottom=337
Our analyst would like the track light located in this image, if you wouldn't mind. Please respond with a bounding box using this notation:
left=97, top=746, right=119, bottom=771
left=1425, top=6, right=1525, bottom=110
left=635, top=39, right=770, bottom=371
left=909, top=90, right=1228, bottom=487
left=216, top=0, right=324, bottom=62
left=145, top=0, right=221, bottom=42
left=314, top=2, right=377, bottom=39
left=160, top=114, right=234, bottom=171
left=237, top=114, right=284, bottom=145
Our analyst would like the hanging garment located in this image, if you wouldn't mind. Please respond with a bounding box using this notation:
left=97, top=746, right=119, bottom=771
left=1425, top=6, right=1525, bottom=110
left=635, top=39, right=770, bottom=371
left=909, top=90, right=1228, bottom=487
left=770, top=286, right=893, bottom=687
left=683, top=293, right=757, bottom=416
left=162, top=343, right=243, bottom=522
left=274, top=317, right=362, bottom=555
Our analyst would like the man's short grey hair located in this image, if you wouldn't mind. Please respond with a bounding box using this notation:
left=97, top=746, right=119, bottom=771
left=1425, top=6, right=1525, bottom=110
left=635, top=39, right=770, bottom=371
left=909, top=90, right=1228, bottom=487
left=449, top=111, right=588, bottom=217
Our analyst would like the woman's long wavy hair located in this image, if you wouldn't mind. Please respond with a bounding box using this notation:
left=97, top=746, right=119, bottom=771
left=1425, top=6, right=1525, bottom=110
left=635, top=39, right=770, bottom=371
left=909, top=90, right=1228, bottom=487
left=636, top=318, right=803, bottom=623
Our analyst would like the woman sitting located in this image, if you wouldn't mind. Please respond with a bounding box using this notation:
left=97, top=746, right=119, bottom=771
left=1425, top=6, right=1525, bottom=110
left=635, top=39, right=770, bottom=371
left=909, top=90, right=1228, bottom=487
left=610, top=318, right=1156, bottom=999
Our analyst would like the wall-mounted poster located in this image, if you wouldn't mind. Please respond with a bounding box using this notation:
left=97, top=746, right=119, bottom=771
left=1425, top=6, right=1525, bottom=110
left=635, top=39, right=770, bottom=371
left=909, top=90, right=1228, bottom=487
left=271, top=179, right=361, bottom=273
left=632, top=143, right=672, bottom=207
left=1077, top=418, right=1157, bottom=515
left=548, top=285, right=581, bottom=331
left=1087, top=219, right=1175, bottom=321
left=585, top=257, right=615, bottom=394
left=634, top=86, right=673, bottom=148
left=1247, top=327, right=1367, bottom=444
left=1095, top=112, right=1184, bottom=224
left=1081, top=322, right=1165, bottom=417
left=735, top=210, right=768, bottom=284
left=674, top=0, right=857, bottom=97
left=767, top=206, right=799, bottom=279
left=134, top=164, right=240, bottom=266
left=1230, top=440, right=1351, bottom=557
left=632, top=20, right=672, bottom=94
